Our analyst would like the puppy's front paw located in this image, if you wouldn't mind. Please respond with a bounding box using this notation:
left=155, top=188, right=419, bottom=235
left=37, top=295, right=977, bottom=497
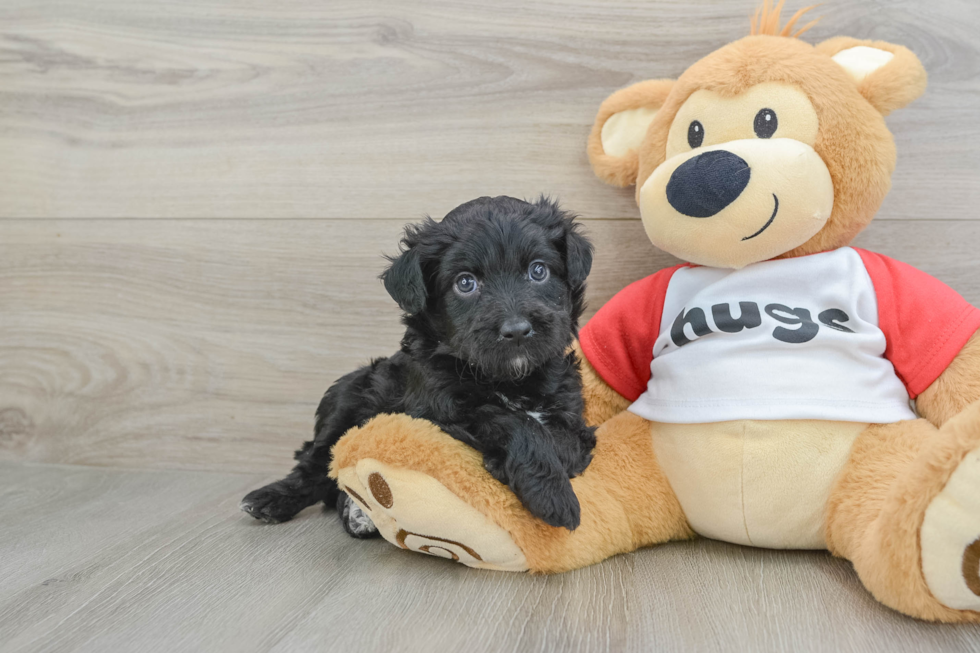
left=565, top=448, right=593, bottom=479
left=566, top=426, right=597, bottom=478
left=240, top=483, right=309, bottom=524
left=482, top=451, right=510, bottom=484
left=336, top=491, right=380, bottom=539
left=517, top=476, right=581, bottom=531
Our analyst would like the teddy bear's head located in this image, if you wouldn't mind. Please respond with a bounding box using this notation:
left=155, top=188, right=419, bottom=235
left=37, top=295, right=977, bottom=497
left=588, top=1, right=927, bottom=269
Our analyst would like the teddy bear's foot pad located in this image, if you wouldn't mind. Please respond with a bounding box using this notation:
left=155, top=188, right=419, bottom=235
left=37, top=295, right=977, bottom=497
left=921, top=445, right=980, bottom=611
left=335, top=458, right=529, bottom=572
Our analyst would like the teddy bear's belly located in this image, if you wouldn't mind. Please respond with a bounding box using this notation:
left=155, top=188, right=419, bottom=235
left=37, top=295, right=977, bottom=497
left=650, top=419, right=868, bottom=549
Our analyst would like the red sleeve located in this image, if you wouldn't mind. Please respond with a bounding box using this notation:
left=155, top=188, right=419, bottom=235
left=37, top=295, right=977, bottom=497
left=579, top=265, right=685, bottom=402
left=856, top=249, right=980, bottom=398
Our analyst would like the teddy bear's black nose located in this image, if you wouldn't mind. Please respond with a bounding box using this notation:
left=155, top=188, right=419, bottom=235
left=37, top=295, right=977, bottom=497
left=666, top=150, right=751, bottom=218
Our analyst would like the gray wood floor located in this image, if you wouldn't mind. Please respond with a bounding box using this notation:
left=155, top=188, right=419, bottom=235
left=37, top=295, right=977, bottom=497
left=3, top=462, right=980, bottom=653
left=2, top=0, right=980, bottom=650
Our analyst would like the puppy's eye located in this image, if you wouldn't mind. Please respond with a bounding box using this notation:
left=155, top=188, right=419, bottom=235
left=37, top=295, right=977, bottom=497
left=687, top=120, right=704, bottom=148
left=754, top=108, right=777, bottom=139
left=454, top=273, right=478, bottom=296
left=528, top=261, right=549, bottom=282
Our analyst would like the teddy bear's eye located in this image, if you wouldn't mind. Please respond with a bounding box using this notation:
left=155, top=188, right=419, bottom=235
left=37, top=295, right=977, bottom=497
left=687, top=120, right=704, bottom=148
left=754, top=108, right=778, bottom=139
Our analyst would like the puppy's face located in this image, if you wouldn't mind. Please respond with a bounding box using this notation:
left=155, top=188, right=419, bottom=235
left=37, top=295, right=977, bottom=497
left=383, top=196, right=593, bottom=379
left=436, top=213, right=576, bottom=379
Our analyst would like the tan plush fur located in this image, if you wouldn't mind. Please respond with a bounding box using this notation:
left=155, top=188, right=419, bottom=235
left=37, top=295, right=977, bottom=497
left=331, top=407, right=693, bottom=574
left=917, top=332, right=980, bottom=427
left=825, top=404, right=980, bottom=622
left=574, top=340, right=632, bottom=426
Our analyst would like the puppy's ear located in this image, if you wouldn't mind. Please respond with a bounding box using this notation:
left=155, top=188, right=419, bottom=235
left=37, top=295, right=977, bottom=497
left=382, top=246, right=427, bottom=315
left=531, top=198, right=593, bottom=287
left=563, top=221, right=593, bottom=288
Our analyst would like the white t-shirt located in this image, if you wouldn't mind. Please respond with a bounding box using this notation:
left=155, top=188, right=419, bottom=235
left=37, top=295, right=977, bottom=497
left=580, top=247, right=980, bottom=424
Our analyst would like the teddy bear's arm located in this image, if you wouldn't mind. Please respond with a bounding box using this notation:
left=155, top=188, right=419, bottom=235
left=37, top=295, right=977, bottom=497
left=573, top=340, right=632, bottom=427
left=915, top=330, right=980, bottom=427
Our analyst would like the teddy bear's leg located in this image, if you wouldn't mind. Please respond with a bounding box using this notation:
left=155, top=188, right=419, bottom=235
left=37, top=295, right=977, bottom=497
left=329, top=410, right=693, bottom=574
left=825, top=402, right=980, bottom=622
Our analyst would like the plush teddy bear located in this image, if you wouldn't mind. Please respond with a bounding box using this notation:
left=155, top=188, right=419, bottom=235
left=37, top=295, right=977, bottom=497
left=329, top=2, right=980, bottom=623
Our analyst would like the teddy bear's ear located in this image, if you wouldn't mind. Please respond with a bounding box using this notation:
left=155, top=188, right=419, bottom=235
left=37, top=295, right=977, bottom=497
left=815, top=37, right=927, bottom=116
left=588, top=79, right=675, bottom=187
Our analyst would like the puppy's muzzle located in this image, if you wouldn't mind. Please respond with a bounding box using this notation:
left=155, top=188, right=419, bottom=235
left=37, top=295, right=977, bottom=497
left=499, top=317, right=533, bottom=345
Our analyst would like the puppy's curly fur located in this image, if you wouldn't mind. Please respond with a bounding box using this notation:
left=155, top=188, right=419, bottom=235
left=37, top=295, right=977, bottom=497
left=241, top=196, right=597, bottom=532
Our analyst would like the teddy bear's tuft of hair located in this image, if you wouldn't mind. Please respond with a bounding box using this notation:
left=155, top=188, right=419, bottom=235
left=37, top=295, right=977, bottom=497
left=751, top=0, right=820, bottom=39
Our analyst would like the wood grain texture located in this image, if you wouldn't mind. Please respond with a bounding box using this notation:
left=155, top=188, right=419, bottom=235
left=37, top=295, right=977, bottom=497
left=1, top=462, right=978, bottom=653
left=2, top=218, right=978, bottom=473
left=0, top=0, right=978, bottom=219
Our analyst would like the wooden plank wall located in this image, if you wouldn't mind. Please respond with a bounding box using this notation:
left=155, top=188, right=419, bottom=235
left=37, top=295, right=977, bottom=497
left=2, top=0, right=979, bottom=474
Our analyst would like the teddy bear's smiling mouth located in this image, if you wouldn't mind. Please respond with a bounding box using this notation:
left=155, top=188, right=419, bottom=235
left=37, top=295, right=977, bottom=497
left=742, top=194, right=779, bottom=241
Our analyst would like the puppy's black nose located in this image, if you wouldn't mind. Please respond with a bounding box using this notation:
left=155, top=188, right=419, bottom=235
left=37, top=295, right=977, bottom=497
left=666, top=150, right=751, bottom=218
left=500, top=318, right=532, bottom=344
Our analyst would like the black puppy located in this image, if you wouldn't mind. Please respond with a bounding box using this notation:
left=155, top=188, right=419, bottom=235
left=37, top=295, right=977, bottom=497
left=240, top=196, right=596, bottom=532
